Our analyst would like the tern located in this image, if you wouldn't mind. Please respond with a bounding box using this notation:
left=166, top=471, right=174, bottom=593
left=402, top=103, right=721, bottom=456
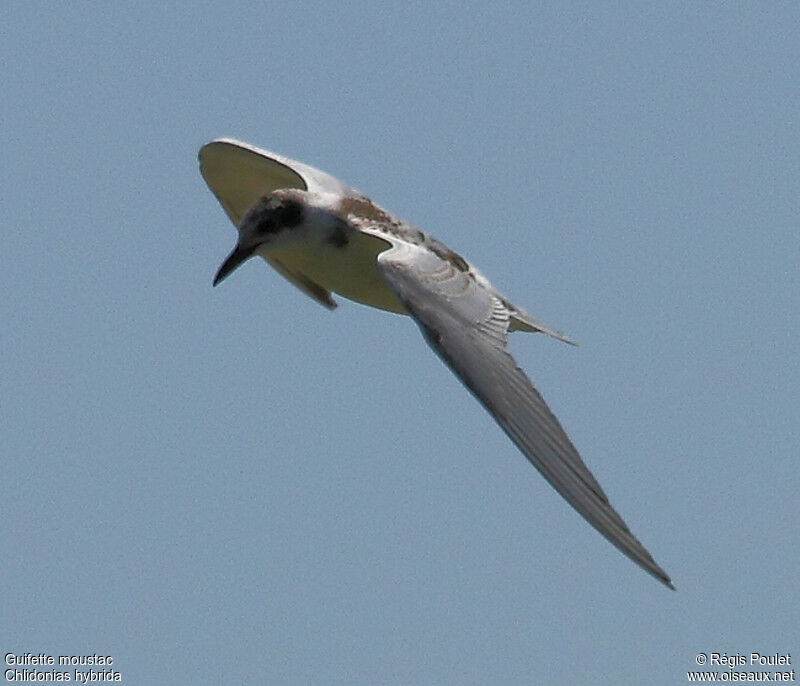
left=199, top=138, right=673, bottom=588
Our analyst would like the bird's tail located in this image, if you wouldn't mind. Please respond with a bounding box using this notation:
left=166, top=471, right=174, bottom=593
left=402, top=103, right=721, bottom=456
left=506, top=302, right=578, bottom=345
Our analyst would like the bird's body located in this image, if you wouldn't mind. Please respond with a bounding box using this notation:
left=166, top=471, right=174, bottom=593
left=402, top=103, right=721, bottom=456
left=200, top=138, right=673, bottom=588
left=253, top=190, right=409, bottom=314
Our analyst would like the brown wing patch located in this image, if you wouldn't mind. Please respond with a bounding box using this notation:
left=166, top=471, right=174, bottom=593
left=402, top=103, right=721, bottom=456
left=444, top=249, right=470, bottom=272
left=338, top=196, right=394, bottom=224
left=339, top=194, right=469, bottom=272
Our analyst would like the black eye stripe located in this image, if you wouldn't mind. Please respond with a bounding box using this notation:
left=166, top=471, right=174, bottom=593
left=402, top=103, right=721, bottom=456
left=252, top=197, right=303, bottom=234
left=276, top=201, right=302, bottom=227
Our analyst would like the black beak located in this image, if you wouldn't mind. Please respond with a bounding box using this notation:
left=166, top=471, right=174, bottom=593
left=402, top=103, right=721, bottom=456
left=213, top=244, right=256, bottom=286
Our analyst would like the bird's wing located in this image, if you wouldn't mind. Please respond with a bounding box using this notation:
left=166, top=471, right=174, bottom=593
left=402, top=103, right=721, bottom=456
left=199, top=138, right=356, bottom=223
left=376, top=242, right=673, bottom=588
left=199, top=138, right=356, bottom=309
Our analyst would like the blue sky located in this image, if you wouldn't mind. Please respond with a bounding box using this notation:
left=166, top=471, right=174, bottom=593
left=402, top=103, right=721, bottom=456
left=2, top=3, right=798, bottom=684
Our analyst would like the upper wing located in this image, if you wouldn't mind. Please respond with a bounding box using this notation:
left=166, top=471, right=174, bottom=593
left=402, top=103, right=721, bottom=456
left=376, top=243, right=673, bottom=588
left=198, top=138, right=356, bottom=224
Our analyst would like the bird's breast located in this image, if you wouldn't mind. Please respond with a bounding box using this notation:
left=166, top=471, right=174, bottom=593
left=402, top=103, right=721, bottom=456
left=259, top=227, right=407, bottom=314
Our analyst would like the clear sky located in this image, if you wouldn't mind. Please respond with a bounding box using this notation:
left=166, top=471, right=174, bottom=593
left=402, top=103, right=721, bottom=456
left=2, top=3, right=798, bottom=684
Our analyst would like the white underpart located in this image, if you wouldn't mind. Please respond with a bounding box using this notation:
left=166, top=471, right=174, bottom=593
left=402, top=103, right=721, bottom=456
left=255, top=201, right=407, bottom=314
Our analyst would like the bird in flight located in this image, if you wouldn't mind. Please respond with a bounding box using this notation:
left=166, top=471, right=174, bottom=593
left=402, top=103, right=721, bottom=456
left=199, top=138, right=673, bottom=588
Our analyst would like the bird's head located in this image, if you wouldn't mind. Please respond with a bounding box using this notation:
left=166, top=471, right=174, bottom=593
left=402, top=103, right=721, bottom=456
left=213, top=190, right=307, bottom=286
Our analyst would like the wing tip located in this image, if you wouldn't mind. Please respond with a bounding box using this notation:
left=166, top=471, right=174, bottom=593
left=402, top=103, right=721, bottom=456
left=651, top=567, right=675, bottom=590
left=199, top=137, right=242, bottom=163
